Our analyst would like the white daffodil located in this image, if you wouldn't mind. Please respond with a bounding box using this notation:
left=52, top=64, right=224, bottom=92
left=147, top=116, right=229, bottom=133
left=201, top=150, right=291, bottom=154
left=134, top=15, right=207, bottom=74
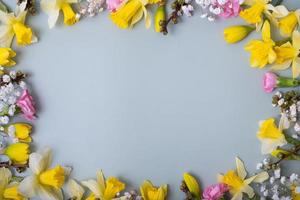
left=81, top=170, right=125, bottom=200
left=218, top=157, right=269, bottom=200
left=0, top=5, right=37, bottom=47
left=41, top=0, right=80, bottom=29
left=66, top=179, right=85, bottom=200
left=19, top=148, right=71, bottom=200
left=0, top=167, right=27, bottom=200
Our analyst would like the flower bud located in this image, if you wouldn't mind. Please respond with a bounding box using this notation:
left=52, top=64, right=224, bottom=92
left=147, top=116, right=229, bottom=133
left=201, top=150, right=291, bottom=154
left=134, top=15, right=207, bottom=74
left=223, top=25, right=254, bottom=44
left=154, top=3, right=166, bottom=33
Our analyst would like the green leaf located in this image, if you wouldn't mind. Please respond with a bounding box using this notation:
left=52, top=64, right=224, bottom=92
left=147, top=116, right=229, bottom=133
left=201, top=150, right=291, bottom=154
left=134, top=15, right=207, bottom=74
left=284, top=133, right=300, bottom=146
left=0, top=0, right=8, bottom=12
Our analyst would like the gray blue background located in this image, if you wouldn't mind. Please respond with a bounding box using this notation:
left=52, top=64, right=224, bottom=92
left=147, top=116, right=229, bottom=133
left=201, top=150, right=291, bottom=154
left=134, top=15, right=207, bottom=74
left=7, top=0, right=300, bottom=198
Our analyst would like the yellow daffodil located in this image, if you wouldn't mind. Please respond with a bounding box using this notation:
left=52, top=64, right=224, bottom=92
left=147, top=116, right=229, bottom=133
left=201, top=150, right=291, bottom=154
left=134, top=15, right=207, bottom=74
left=5, top=123, right=32, bottom=142
left=291, top=185, right=300, bottom=200
left=4, top=143, right=29, bottom=164
left=110, top=0, right=159, bottom=29
left=223, top=25, right=254, bottom=44
left=257, top=118, right=287, bottom=154
left=19, top=148, right=70, bottom=200
left=0, top=168, right=27, bottom=200
left=244, top=21, right=276, bottom=68
left=218, top=157, right=269, bottom=200
left=0, top=7, right=37, bottom=47
left=66, top=179, right=85, bottom=200
left=81, top=170, right=125, bottom=200
left=140, top=180, right=168, bottom=200
left=0, top=48, right=16, bottom=67
left=277, top=10, right=300, bottom=37
left=41, top=0, right=79, bottom=29
left=239, top=0, right=270, bottom=25
left=183, top=173, right=201, bottom=200
left=272, top=31, right=300, bottom=78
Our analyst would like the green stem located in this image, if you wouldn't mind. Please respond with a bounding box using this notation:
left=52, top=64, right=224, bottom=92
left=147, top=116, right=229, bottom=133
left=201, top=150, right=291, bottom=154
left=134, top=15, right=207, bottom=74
left=277, top=77, right=300, bottom=88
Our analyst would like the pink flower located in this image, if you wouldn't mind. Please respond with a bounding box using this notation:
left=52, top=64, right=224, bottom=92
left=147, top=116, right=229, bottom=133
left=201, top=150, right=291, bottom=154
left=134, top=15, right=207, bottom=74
left=203, top=183, right=228, bottom=200
left=218, top=0, right=241, bottom=19
left=17, top=89, right=36, bottom=121
left=263, top=72, right=278, bottom=93
left=106, top=0, right=124, bottom=12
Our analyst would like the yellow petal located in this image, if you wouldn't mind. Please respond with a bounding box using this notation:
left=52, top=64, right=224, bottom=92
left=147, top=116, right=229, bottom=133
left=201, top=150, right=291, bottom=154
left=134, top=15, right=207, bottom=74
left=39, top=165, right=65, bottom=189
left=5, top=143, right=29, bottom=164
left=12, top=22, right=32, bottom=46
left=183, top=173, right=201, bottom=199
left=61, top=3, right=78, bottom=26
left=292, top=57, right=300, bottom=78
left=262, top=20, right=271, bottom=42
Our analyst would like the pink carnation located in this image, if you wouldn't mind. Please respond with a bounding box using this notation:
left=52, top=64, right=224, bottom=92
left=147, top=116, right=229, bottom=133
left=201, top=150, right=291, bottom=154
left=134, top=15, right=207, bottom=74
left=263, top=72, right=278, bottom=93
left=203, top=183, right=229, bottom=200
left=17, top=89, right=36, bottom=121
left=106, top=0, right=124, bottom=12
left=217, top=0, right=241, bottom=19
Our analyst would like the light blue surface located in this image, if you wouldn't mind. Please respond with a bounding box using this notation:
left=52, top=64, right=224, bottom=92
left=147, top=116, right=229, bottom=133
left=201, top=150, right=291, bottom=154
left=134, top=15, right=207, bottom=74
left=6, top=0, right=300, bottom=198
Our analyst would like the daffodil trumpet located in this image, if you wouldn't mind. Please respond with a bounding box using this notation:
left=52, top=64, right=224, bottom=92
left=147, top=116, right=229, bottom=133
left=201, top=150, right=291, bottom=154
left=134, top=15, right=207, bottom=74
left=263, top=72, right=300, bottom=93
left=223, top=25, right=255, bottom=44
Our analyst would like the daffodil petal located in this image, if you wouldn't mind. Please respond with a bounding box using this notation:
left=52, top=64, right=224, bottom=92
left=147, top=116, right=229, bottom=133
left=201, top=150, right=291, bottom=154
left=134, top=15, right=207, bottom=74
left=293, top=31, right=300, bottom=50
left=19, top=175, right=38, bottom=198
left=66, top=179, right=84, bottom=200
left=0, top=167, right=11, bottom=186
left=81, top=180, right=101, bottom=197
left=271, top=60, right=292, bottom=71
left=242, top=185, right=255, bottom=198
left=0, top=25, right=14, bottom=47
left=267, top=5, right=289, bottom=18
left=292, top=57, right=300, bottom=78
left=0, top=10, right=13, bottom=24
left=231, top=192, right=243, bottom=200
left=130, top=8, right=143, bottom=28
left=142, top=6, right=151, bottom=29
left=262, top=20, right=271, bottom=42
left=96, top=170, right=105, bottom=197
left=235, top=157, right=247, bottom=180
left=48, top=10, right=60, bottom=29
left=36, top=185, right=63, bottom=200
left=29, top=148, right=52, bottom=174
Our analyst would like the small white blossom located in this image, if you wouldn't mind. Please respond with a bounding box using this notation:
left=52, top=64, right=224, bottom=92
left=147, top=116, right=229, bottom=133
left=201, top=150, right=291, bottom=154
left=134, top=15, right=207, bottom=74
left=9, top=71, right=16, bottom=79
left=290, top=173, right=299, bottom=183
left=278, top=98, right=284, bottom=106
left=182, top=5, right=194, bottom=17
left=263, top=190, right=268, bottom=197
left=270, top=177, right=275, bottom=184
left=0, top=116, right=9, bottom=124
left=7, top=125, right=16, bottom=138
left=2, top=75, right=10, bottom=83
left=263, top=158, right=270, bottom=165
left=280, top=176, right=286, bottom=184
left=274, top=168, right=281, bottom=179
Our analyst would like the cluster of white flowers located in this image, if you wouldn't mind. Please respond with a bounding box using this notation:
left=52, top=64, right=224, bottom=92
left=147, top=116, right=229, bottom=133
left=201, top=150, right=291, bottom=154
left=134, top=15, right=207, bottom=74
left=78, top=0, right=106, bottom=17
left=257, top=166, right=300, bottom=200
left=180, top=0, right=194, bottom=17
left=0, top=71, right=26, bottom=126
left=272, top=91, right=300, bottom=138
left=123, top=191, right=143, bottom=200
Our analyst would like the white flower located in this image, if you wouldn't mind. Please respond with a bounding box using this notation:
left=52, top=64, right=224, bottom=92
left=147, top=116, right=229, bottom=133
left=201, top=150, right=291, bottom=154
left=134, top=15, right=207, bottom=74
left=274, top=168, right=281, bottom=179
left=19, top=148, right=70, bottom=200
left=290, top=173, right=299, bottom=182
left=7, top=125, right=16, bottom=138
left=0, top=116, right=9, bottom=124
left=2, top=75, right=10, bottom=83
left=8, top=105, right=16, bottom=116
left=256, top=162, right=263, bottom=170
left=182, top=5, right=194, bottom=17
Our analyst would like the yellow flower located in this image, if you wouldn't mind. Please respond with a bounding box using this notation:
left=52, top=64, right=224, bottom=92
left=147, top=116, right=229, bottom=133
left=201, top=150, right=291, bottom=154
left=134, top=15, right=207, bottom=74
left=6, top=123, right=32, bottom=142
left=0, top=8, right=37, bottom=47
left=278, top=11, right=299, bottom=37
left=81, top=170, right=125, bottom=200
left=39, top=165, right=65, bottom=189
left=41, top=0, right=79, bottom=28
left=154, top=3, right=166, bottom=33
left=218, top=157, right=269, bottom=200
left=0, top=48, right=16, bottom=67
left=257, top=118, right=287, bottom=154
left=19, top=148, right=70, bottom=200
left=272, top=31, right=300, bottom=78
left=183, top=173, right=201, bottom=200
left=140, top=180, right=168, bottom=200
left=239, top=0, right=270, bottom=24
left=291, top=185, right=300, bottom=200
left=0, top=168, right=27, bottom=200
left=244, top=20, right=276, bottom=68
left=223, top=25, right=254, bottom=44
left=110, top=0, right=154, bottom=29
left=4, top=143, right=29, bottom=164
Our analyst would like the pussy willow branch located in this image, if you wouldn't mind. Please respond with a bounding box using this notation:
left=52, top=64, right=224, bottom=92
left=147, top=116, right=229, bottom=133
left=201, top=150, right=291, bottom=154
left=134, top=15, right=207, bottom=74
left=0, top=161, right=28, bottom=172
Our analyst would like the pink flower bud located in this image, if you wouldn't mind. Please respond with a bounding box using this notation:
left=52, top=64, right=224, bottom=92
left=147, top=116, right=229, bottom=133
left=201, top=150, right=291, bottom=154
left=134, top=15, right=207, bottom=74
left=203, top=183, right=228, bottom=200
left=263, top=72, right=278, bottom=93
left=17, top=89, right=36, bottom=121
left=106, top=0, right=124, bottom=12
